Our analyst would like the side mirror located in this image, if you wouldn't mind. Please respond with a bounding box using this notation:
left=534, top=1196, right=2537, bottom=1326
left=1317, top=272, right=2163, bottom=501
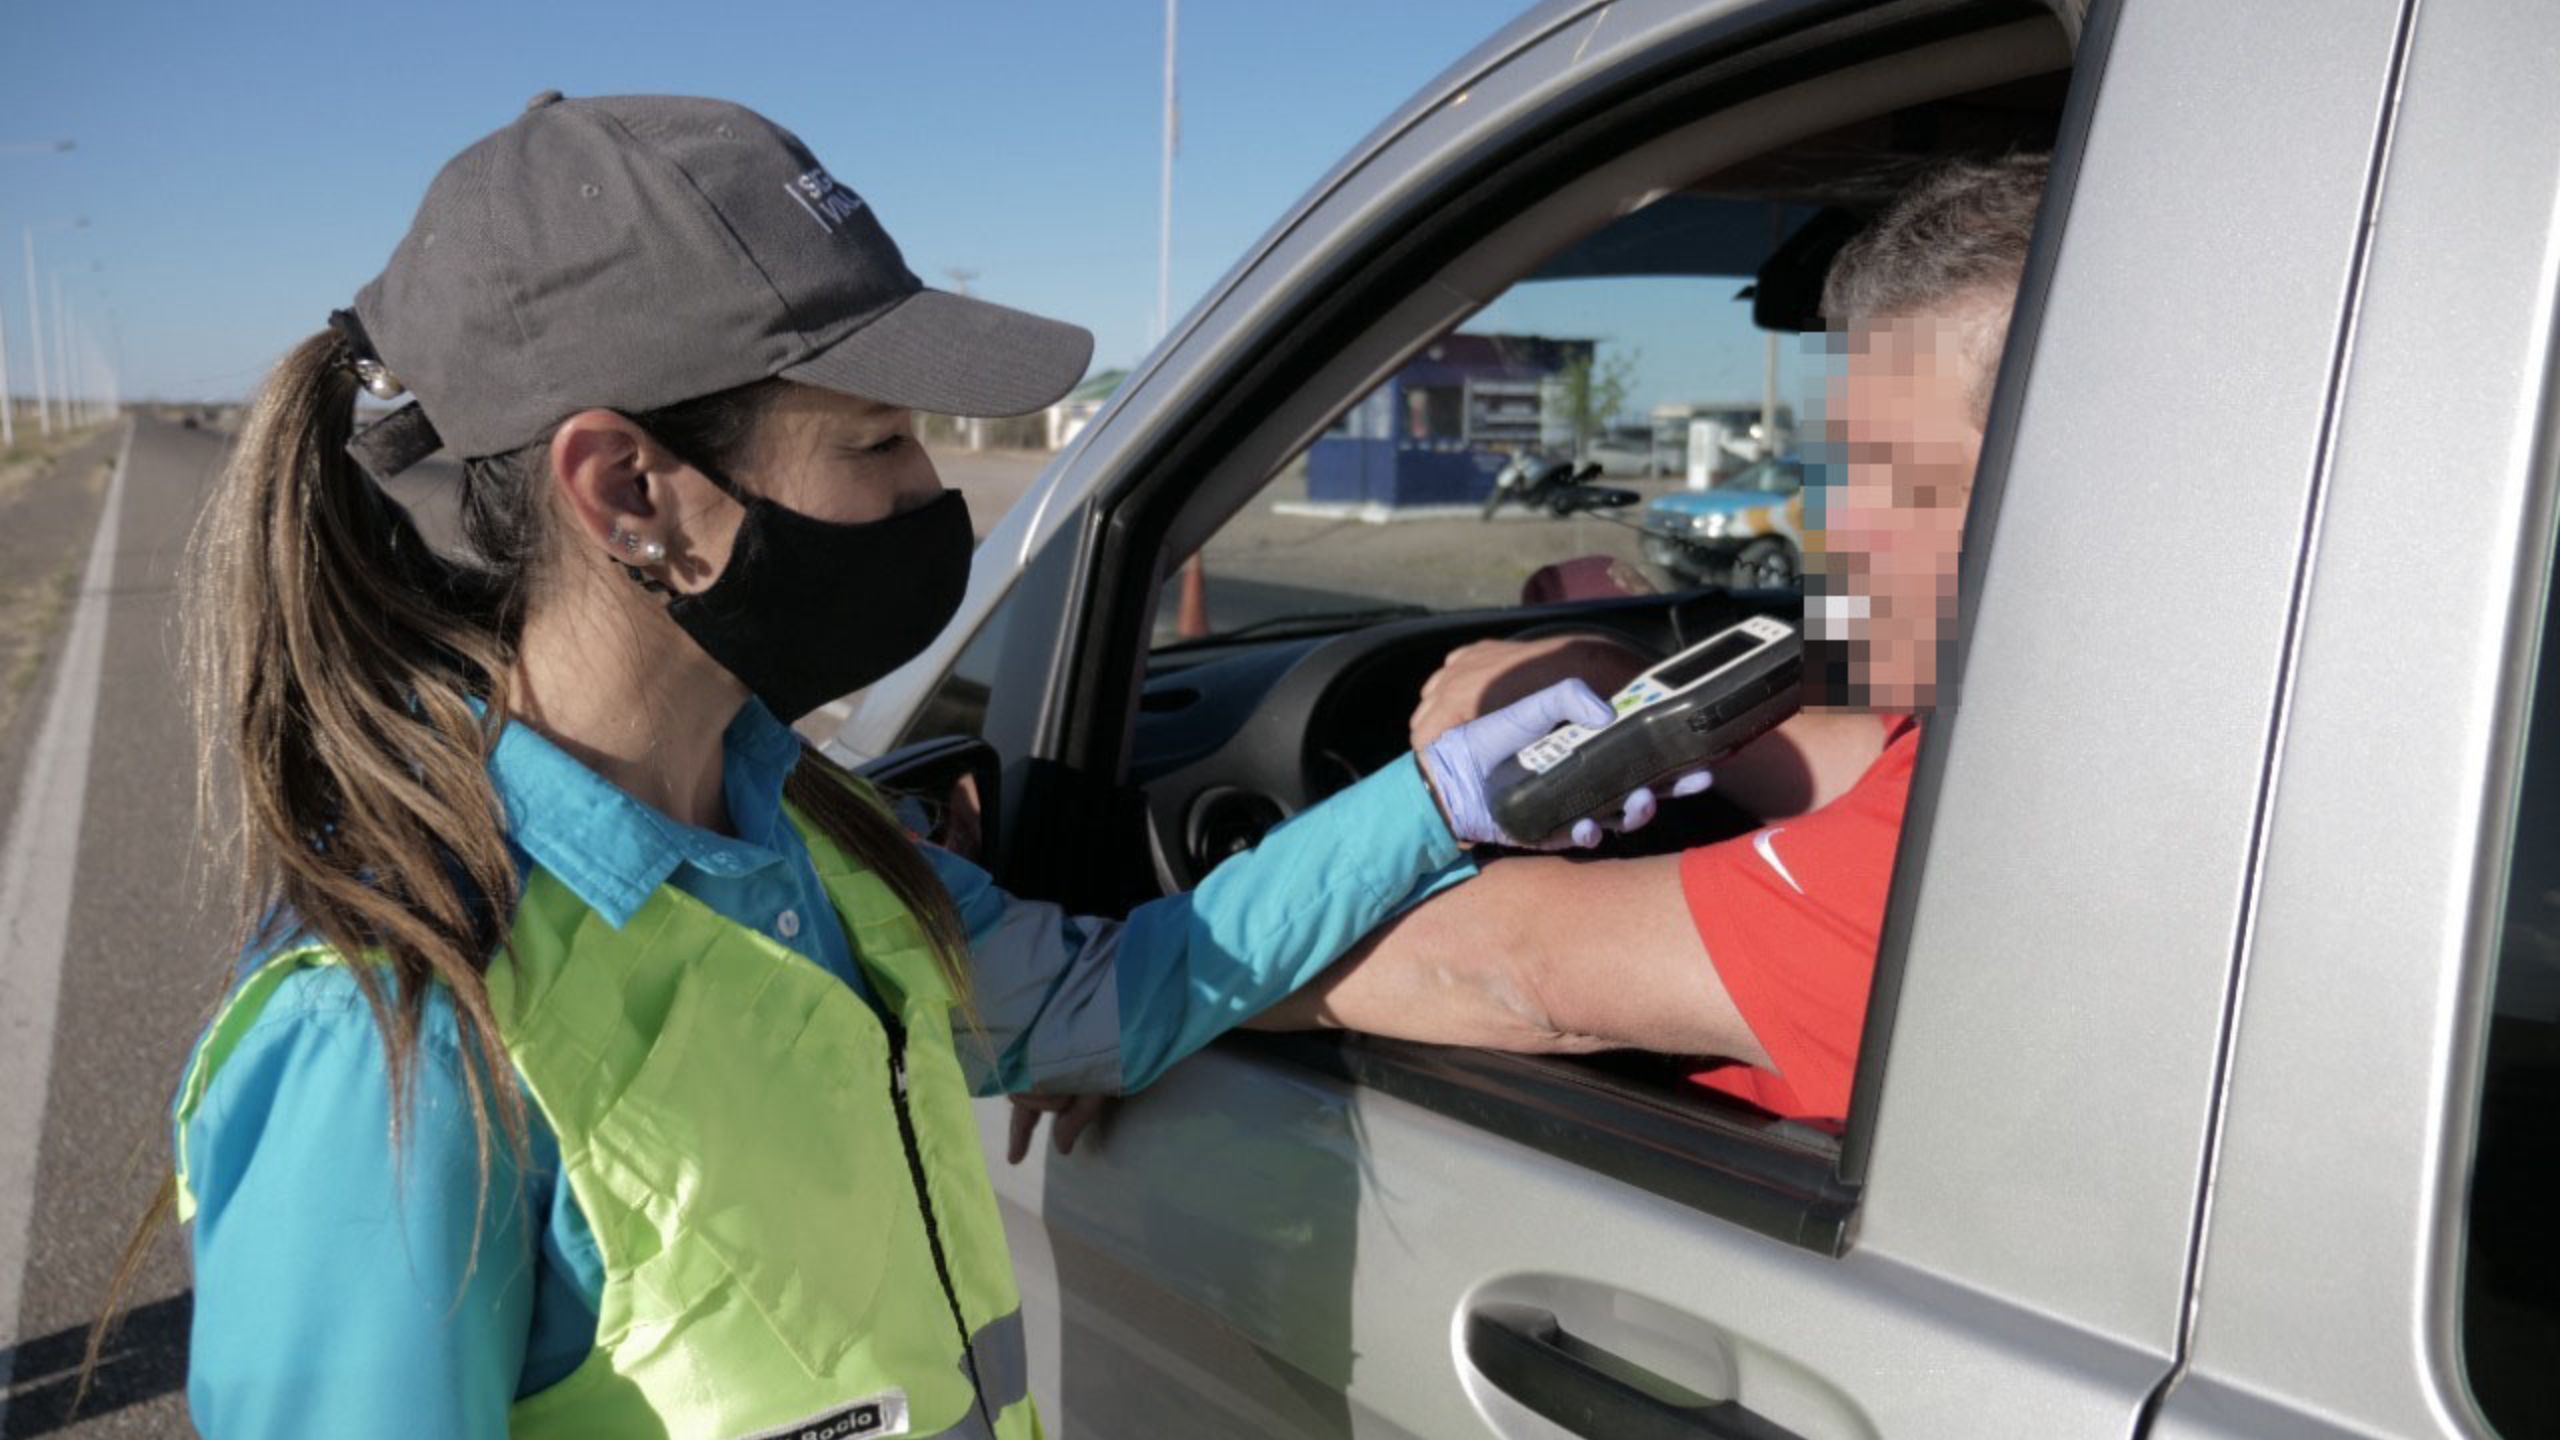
left=856, top=734, right=1003, bottom=866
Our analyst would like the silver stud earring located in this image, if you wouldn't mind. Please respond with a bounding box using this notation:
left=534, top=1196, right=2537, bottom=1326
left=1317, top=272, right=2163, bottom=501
left=614, top=529, right=667, bottom=565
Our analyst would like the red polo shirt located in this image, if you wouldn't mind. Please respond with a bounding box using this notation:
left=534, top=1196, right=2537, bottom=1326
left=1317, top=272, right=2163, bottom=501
left=1681, top=714, right=1921, bottom=1130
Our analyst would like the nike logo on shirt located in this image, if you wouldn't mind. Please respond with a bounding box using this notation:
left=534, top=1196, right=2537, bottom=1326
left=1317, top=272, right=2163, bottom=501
left=1753, top=827, right=1805, bottom=895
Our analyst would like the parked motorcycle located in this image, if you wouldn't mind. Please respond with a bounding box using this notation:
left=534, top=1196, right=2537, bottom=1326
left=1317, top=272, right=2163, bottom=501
left=1478, top=455, right=1644, bottom=520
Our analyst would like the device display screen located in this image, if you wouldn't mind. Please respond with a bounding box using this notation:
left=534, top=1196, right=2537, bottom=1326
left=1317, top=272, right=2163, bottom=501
left=1654, top=630, right=1766, bottom=690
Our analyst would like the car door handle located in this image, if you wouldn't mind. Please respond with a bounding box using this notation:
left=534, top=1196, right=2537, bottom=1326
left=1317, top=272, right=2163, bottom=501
left=1464, top=1304, right=1805, bottom=1440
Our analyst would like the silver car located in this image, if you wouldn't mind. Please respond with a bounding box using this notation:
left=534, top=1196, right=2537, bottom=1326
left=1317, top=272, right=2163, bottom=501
left=825, top=0, right=2560, bottom=1434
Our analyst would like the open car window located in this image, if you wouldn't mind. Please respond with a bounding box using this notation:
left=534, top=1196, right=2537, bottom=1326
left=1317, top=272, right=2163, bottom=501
left=1100, top=28, right=2074, bottom=1246
left=1155, top=216, right=1816, bottom=650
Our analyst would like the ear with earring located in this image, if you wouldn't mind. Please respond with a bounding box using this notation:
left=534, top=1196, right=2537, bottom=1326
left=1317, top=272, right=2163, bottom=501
left=613, top=528, right=668, bottom=565
left=612, top=528, right=673, bottom=595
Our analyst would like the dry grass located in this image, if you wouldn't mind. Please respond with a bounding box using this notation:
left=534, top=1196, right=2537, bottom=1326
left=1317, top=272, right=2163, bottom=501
left=0, top=420, right=115, bottom=730
left=1, top=560, right=77, bottom=723
left=0, top=421, right=112, bottom=506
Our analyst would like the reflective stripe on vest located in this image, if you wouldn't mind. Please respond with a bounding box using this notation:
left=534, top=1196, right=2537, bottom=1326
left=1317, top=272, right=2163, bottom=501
left=174, top=803, right=1040, bottom=1440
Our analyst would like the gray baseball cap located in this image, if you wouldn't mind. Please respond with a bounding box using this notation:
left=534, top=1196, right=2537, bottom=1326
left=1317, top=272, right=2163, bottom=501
left=344, top=91, right=1093, bottom=478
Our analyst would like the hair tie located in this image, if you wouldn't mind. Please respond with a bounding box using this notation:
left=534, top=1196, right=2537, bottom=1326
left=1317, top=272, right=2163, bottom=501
left=326, top=307, right=444, bottom=482
left=326, top=308, right=408, bottom=400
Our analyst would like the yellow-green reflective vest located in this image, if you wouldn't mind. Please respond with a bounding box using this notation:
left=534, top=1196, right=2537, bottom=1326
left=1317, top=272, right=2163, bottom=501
left=174, top=808, right=1040, bottom=1440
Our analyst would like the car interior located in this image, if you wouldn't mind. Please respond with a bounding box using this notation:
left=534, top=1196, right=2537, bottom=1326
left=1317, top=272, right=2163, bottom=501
left=900, top=1, right=2085, bottom=1243
left=1110, top=64, right=2064, bottom=1106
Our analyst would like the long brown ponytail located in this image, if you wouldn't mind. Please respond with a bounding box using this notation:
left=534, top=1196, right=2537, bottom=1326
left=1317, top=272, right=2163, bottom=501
left=192, top=329, right=533, bottom=1182
left=85, top=328, right=533, bottom=1409
left=84, top=330, right=973, bottom=1409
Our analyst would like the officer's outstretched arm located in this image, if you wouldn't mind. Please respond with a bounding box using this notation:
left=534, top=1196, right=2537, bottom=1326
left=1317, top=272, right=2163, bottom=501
left=923, top=751, right=1467, bottom=1098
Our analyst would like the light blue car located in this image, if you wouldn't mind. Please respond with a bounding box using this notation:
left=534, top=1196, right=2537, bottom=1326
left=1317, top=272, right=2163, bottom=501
left=1638, top=455, right=1805, bottom=588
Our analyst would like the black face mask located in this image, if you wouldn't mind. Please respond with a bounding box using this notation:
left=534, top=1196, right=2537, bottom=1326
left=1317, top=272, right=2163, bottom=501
left=663, top=485, right=974, bottom=723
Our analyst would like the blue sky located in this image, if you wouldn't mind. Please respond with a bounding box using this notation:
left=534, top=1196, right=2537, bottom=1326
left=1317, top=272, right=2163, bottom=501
left=1, top=0, right=1798, bottom=414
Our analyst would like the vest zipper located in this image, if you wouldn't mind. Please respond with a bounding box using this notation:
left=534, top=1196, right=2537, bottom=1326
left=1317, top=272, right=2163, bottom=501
left=881, top=1011, right=997, bottom=1431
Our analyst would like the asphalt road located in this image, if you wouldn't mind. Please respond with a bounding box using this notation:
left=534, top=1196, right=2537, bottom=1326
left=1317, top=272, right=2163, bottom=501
left=0, top=416, right=220, bottom=1438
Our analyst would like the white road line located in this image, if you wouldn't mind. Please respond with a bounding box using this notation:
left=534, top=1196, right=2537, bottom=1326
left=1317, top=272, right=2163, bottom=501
left=0, top=420, right=134, bottom=1405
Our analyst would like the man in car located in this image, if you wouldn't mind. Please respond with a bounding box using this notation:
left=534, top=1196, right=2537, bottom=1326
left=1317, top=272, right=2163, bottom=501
left=1246, top=153, right=2049, bottom=1131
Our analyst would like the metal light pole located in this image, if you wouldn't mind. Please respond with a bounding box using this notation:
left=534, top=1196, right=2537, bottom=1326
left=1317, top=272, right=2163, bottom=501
left=101, top=305, right=122, bottom=420
left=72, top=326, right=87, bottom=429
left=66, top=268, right=105, bottom=428
left=79, top=324, right=105, bottom=428
left=22, top=233, right=48, bottom=436
left=24, top=218, right=88, bottom=435
left=2, top=142, right=75, bottom=438
left=0, top=280, right=13, bottom=446
left=1158, top=0, right=1212, bottom=638
left=52, top=274, right=74, bottom=428
left=72, top=311, right=93, bottom=429
left=943, top=268, right=985, bottom=452
left=1156, top=0, right=1178, bottom=346
left=67, top=318, right=86, bottom=429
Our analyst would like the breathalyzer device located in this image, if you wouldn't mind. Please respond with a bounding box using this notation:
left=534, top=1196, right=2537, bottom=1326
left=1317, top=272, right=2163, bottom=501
left=1486, top=614, right=1802, bottom=842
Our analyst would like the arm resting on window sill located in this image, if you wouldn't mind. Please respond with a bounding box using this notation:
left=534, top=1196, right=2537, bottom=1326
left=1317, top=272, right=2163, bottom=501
left=1249, top=848, right=1774, bottom=1071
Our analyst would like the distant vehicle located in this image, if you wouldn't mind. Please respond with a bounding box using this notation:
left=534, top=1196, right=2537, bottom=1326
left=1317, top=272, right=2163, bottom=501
left=1641, top=454, right=1805, bottom=588
left=1652, top=400, right=1792, bottom=478
left=1579, top=433, right=1656, bottom=477
left=1685, top=407, right=1792, bottom=487
left=1479, top=454, right=1642, bottom=520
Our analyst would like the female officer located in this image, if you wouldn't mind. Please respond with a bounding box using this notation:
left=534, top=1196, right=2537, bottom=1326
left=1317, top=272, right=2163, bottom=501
left=155, top=94, right=1662, bottom=1438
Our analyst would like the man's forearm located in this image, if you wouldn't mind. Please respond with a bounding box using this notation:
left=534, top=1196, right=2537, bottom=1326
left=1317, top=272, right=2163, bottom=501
left=1251, top=850, right=1769, bottom=1067
left=1247, top=867, right=1606, bottom=1053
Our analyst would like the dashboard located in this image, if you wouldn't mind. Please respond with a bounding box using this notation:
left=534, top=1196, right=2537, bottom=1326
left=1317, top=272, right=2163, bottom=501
left=1128, top=590, right=1793, bottom=892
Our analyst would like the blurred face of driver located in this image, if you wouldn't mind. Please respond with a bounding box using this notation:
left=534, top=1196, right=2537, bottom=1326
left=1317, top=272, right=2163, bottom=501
left=1808, top=301, right=1997, bottom=711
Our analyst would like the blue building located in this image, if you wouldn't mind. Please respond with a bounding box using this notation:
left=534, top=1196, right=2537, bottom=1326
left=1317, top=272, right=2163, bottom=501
left=1305, top=333, right=1594, bottom=509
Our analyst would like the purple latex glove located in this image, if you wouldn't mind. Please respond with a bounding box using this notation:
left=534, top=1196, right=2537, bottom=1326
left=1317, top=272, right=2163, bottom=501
left=1420, top=679, right=1713, bottom=848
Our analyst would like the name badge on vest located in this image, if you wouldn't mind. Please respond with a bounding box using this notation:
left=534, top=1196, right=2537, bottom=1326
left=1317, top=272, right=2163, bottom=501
left=739, top=1390, right=909, bottom=1440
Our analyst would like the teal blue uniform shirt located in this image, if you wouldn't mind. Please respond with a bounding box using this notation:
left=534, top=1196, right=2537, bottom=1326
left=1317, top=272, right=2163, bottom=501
left=179, top=699, right=1470, bottom=1437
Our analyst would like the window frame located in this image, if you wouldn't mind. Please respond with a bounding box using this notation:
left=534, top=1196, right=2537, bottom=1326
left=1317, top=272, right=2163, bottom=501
left=1020, top=0, right=2089, bottom=1253
left=2448, top=268, right=2560, bottom=1440
left=1837, top=0, right=2114, bottom=1188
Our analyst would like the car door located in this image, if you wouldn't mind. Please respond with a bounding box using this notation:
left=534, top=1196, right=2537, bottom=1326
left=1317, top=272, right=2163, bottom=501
left=2141, top=1, right=2560, bottom=1434
left=838, top=0, right=2419, bottom=1434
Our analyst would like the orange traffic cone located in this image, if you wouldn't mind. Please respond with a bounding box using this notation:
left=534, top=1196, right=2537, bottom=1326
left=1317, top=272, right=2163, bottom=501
left=1177, top=553, right=1211, bottom=639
